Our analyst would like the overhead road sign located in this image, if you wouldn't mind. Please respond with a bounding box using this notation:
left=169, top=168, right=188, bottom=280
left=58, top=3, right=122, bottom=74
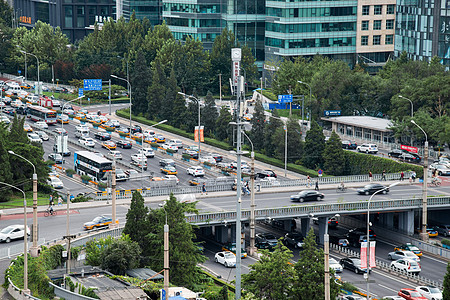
left=278, top=94, right=293, bottom=103
left=83, top=79, right=102, bottom=91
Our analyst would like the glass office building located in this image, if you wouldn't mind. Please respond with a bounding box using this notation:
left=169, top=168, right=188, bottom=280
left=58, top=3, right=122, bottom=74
left=122, top=0, right=161, bottom=26
left=395, top=0, right=450, bottom=67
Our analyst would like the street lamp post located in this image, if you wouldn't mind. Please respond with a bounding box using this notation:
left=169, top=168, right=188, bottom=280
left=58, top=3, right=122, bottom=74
left=242, top=132, right=256, bottom=256
left=159, top=203, right=169, bottom=297
left=0, top=182, right=29, bottom=294
left=111, top=74, right=132, bottom=135
left=411, top=120, right=429, bottom=242
left=178, top=92, right=202, bottom=159
left=398, top=95, right=414, bottom=118
left=19, top=50, right=39, bottom=99
left=270, top=116, right=288, bottom=178
left=324, top=213, right=340, bottom=300
left=366, top=182, right=399, bottom=300
left=8, top=150, right=39, bottom=258
left=297, top=80, right=311, bottom=129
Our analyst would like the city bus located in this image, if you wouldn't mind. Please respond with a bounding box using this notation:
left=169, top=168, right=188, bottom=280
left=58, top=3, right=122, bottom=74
left=74, top=151, right=112, bottom=182
left=27, top=105, right=57, bottom=124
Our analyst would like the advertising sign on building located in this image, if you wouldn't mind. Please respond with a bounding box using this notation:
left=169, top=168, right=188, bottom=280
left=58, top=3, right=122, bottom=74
left=400, top=145, right=418, bottom=154
left=324, top=110, right=341, bottom=116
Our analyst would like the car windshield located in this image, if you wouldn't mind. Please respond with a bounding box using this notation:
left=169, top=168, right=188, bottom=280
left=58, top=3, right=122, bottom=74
left=264, top=234, right=276, bottom=240
left=92, top=217, right=102, bottom=222
left=428, top=287, right=440, bottom=293
left=410, top=261, right=419, bottom=266
left=0, top=227, right=14, bottom=234
left=405, top=252, right=416, bottom=257
left=224, top=253, right=235, bottom=259
left=351, top=259, right=361, bottom=266
left=409, top=291, right=421, bottom=297
left=329, top=258, right=338, bottom=264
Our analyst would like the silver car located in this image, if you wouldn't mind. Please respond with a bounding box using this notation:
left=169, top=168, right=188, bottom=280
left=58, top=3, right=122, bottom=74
left=388, top=250, right=420, bottom=262
left=0, top=225, right=30, bottom=243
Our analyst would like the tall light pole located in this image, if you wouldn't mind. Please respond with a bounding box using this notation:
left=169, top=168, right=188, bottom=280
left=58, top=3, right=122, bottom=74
left=399, top=95, right=414, bottom=117
left=242, top=132, right=256, bottom=256
left=270, top=115, right=288, bottom=178
left=159, top=203, right=169, bottom=299
left=411, top=120, right=429, bottom=242
left=178, top=92, right=202, bottom=159
left=8, top=150, right=38, bottom=258
left=60, top=96, right=85, bottom=160
left=297, top=80, right=311, bottom=129
left=0, top=182, right=29, bottom=294
left=366, top=182, right=399, bottom=300
left=324, top=213, right=340, bottom=300
left=19, top=50, right=39, bottom=99
left=111, top=74, right=131, bottom=135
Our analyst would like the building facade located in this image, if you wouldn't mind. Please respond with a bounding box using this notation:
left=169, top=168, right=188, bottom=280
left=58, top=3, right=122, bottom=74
left=121, top=0, right=161, bottom=26
left=394, top=0, right=450, bottom=67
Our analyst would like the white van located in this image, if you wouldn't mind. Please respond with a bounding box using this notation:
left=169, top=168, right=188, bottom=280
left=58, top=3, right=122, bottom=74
left=75, top=125, right=90, bottom=138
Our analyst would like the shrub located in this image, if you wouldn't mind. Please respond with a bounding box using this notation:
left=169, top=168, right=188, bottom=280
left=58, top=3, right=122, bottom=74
left=98, top=182, right=107, bottom=189
left=65, top=169, right=76, bottom=176
left=104, top=126, right=115, bottom=132
left=166, top=148, right=175, bottom=154
left=340, top=281, right=359, bottom=293
left=71, top=195, right=90, bottom=203
left=442, top=239, right=450, bottom=246
left=80, top=175, right=91, bottom=182
left=182, top=153, right=191, bottom=160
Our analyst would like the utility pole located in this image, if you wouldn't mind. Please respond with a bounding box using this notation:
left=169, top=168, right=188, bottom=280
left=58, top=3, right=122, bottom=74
left=110, top=161, right=117, bottom=228
left=219, top=73, right=222, bottom=105
left=108, top=79, right=111, bottom=116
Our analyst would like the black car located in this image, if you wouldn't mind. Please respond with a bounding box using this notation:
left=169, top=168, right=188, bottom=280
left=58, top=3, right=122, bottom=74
left=55, top=87, right=68, bottom=93
left=257, top=170, right=277, bottom=178
left=255, top=241, right=275, bottom=251
left=15, top=106, right=28, bottom=115
left=255, top=233, right=278, bottom=247
left=290, top=190, right=324, bottom=202
left=211, top=153, right=223, bottom=162
left=283, top=232, right=304, bottom=248
left=339, top=257, right=369, bottom=274
left=3, top=107, right=15, bottom=116
left=94, top=132, right=111, bottom=141
left=357, top=183, right=389, bottom=195
left=131, top=125, right=142, bottom=134
left=342, top=140, right=357, bottom=149
left=388, top=149, right=421, bottom=163
left=116, top=140, right=132, bottom=149
left=351, top=227, right=376, bottom=240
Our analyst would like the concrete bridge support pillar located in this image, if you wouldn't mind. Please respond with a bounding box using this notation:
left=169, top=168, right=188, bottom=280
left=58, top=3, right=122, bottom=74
left=283, top=220, right=292, bottom=232
left=384, top=212, right=394, bottom=230
left=200, top=226, right=213, bottom=237
left=215, top=225, right=230, bottom=244
left=300, top=218, right=310, bottom=237
left=398, top=210, right=414, bottom=236
left=318, top=217, right=327, bottom=245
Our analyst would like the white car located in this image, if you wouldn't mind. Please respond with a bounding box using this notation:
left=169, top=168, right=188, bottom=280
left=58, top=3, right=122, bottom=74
left=356, top=144, right=378, bottom=154
left=35, top=130, right=49, bottom=141
left=110, top=119, right=120, bottom=127
left=0, top=225, right=30, bottom=243
left=214, top=251, right=236, bottom=268
left=187, top=166, right=205, bottom=177
left=0, top=116, right=10, bottom=124
left=51, top=99, right=61, bottom=107
left=106, top=150, right=123, bottom=160
left=115, top=168, right=128, bottom=181
left=382, top=296, right=404, bottom=300
left=78, top=136, right=96, bottom=147
left=390, top=259, right=421, bottom=274
left=138, top=148, right=155, bottom=158
left=47, top=176, right=64, bottom=189
left=169, top=139, right=183, bottom=148
left=35, top=121, right=48, bottom=129
left=199, top=156, right=216, bottom=164
left=329, top=258, right=343, bottom=273
left=27, top=133, right=42, bottom=143
left=131, top=153, right=146, bottom=163
left=415, top=285, right=442, bottom=300
left=388, top=250, right=420, bottom=262
left=162, top=143, right=178, bottom=152
left=429, top=163, right=450, bottom=176
left=98, top=115, right=108, bottom=123
left=163, top=175, right=179, bottom=184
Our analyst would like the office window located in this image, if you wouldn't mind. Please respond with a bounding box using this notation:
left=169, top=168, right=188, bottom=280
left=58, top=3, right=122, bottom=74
left=374, top=5, right=382, bottom=15
left=362, top=6, right=369, bottom=15
left=387, top=4, right=395, bottom=14
left=385, top=34, right=393, bottom=44
left=361, top=20, right=369, bottom=30
left=361, top=36, right=368, bottom=46
left=373, top=35, right=381, bottom=45
left=386, top=19, right=394, bottom=30
left=77, top=6, right=85, bottom=28
left=373, top=20, right=381, bottom=30
left=64, top=6, right=73, bottom=28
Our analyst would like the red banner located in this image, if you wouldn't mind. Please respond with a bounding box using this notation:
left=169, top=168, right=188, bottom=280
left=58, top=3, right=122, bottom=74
left=400, top=145, right=418, bottom=154
left=194, top=127, right=199, bottom=142
left=360, top=242, right=367, bottom=269
left=200, top=126, right=204, bottom=142
left=369, top=241, right=376, bottom=268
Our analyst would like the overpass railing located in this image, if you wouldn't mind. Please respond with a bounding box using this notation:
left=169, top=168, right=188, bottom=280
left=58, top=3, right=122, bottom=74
left=185, top=196, right=450, bottom=225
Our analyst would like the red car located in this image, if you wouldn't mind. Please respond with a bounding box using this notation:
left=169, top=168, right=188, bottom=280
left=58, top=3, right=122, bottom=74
left=398, top=288, right=427, bottom=300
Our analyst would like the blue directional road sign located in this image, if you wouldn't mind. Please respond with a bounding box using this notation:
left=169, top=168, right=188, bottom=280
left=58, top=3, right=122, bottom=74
left=78, top=88, right=84, bottom=97
left=83, top=79, right=102, bottom=91
left=278, top=94, right=293, bottom=103
left=161, top=289, right=166, bottom=300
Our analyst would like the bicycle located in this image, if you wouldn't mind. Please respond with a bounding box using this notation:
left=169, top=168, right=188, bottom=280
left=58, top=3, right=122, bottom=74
left=336, top=186, right=347, bottom=193
left=428, top=180, right=441, bottom=187
left=44, top=209, right=57, bottom=217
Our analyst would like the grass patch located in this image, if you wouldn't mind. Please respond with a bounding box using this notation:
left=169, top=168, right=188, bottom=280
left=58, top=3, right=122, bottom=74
left=0, top=191, right=52, bottom=209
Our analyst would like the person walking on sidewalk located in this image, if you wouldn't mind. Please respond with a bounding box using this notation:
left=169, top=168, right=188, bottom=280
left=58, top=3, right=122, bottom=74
left=369, top=171, right=373, bottom=182
left=315, top=180, right=319, bottom=191
left=400, top=171, right=405, bottom=181
left=58, top=196, right=62, bottom=206
left=307, top=175, right=311, bottom=187
left=381, top=170, right=386, bottom=181
left=201, top=182, right=207, bottom=195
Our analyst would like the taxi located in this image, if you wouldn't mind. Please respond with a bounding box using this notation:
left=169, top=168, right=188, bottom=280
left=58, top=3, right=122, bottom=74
left=155, top=134, right=166, bottom=143
left=101, top=141, right=117, bottom=150
left=132, top=132, right=144, bottom=140
left=57, top=114, right=69, bottom=124
left=161, top=165, right=178, bottom=175
left=151, top=177, right=165, bottom=182
left=427, top=227, right=439, bottom=237
left=23, top=124, right=33, bottom=132
left=84, top=215, right=118, bottom=230
left=394, top=243, right=422, bottom=256
left=74, top=112, right=86, bottom=121
left=222, top=243, right=248, bottom=258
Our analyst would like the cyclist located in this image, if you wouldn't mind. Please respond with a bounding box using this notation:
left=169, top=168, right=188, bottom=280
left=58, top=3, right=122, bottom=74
left=339, top=181, right=345, bottom=191
left=431, top=174, right=439, bottom=185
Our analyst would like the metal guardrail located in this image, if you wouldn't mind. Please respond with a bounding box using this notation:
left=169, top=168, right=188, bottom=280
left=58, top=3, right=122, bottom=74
left=185, top=196, right=450, bottom=225
left=330, top=243, right=444, bottom=290
left=49, top=282, right=97, bottom=300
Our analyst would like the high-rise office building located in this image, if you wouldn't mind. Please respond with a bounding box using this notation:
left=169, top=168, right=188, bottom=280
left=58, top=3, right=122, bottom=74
left=121, top=0, right=161, bottom=26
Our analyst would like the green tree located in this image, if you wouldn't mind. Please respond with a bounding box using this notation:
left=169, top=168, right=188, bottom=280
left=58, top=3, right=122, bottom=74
left=0, top=0, right=13, bottom=26
left=202, top=91, right=219, bottom=137
left=443, top=262, right=450, bottom=300
left=147, top=60, right=166, bottom=119
left=292, top=228, right=339, bottom=299
left=243, top=242, right=295, bottom=299
left=85, top=236, right=115, bottom=266
left=145, top=195, right=206, bottom=288
left=130, top=50, right=151, bottom=116
left=323, top=131, right=345, bottom=175
left=101, top=235, right=141, bottom=275
left=123, top=191, right=149, bottom=251
left=209, top=29, right=236, bottom=94
left=250, top=99, right=265, bottom=151
left=302, top=121, right=325, bottom=169
left=218, top=285, right=229, bottom=300
left=215, top=107, right=233, bottom=144
left=263, top=112, right=282, bottom=157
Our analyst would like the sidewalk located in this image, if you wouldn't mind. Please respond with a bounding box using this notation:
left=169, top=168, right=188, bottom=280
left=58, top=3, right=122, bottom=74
left=0, top=180, right=412, bottom=217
